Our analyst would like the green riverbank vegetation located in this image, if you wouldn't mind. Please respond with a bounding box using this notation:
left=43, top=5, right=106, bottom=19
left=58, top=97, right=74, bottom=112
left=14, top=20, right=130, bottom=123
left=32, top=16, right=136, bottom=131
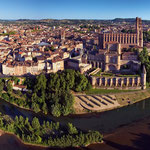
left=0, top=69, right=91, bottom=117
left=0, top=112, right=103, bottom=147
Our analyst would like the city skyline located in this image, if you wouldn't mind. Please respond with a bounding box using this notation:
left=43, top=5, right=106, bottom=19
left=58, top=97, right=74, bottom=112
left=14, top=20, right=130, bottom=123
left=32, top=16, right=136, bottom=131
left=0, top=1, right=150, bottom=149
left=0, top=0, right=150, bottom=20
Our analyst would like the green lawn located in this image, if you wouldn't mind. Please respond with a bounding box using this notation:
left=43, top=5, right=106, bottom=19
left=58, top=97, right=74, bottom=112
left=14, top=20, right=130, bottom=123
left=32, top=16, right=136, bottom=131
left=117, top=74, right=140, bottom=77
left=85, top=88, right=139, bottom=95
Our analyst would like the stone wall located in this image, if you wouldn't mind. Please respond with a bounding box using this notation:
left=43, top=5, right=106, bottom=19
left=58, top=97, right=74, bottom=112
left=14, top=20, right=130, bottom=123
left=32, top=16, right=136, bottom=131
left=91, top=75, right=145, bottom=90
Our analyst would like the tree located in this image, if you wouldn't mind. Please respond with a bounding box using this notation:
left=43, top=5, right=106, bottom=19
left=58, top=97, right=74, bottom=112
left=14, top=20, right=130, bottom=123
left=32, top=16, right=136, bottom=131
left=31, top=93, right=38, bottom=102
left=11, top=76, right=19, bottom=85
left=0, top=118, right=3, bottom=127
left=139, top=47, right=150, bottom=82
left=31, top=102, right=40, bottom=113
left=25, top=117, right=29, bottom=126
left=61, top=91, right=74, bottom=116
left=74, top=72, right=89, bottom=92
left=7, top=81, right=12, bottom=93
left=42, top=102, right=48, bottom=114
left=64, top=69, right=75, bottom=89
left=15, top=116, right=19, bottom=125
left=86, top=82, right=92, bottom=91
left=27, top=135, right=31, bottom=142
left=2, top=93, right=10, bottom=101
left=51, top=103, right=61, bottom=117
left=18, top=116, right=24, bottom=126
left=139, top=47, right=150, bottom=66
left=32, top=117, right=40, bottom=130
left=0, top=81, right=4, bottom=93
left=143, top=31, right=150, bottom=42
left=34, top=73, right=47, bottom=97
left=67, top=123, right=78, bottom=134
left=35, top=135, right=42, bottom=143
left=55, top=122, right=60, bottom=130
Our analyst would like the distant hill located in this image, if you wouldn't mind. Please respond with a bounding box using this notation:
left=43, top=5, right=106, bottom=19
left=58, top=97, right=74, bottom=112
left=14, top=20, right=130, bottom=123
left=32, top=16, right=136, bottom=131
left=0, top=18, right=150, bottom=25
left=112, top=18, right=136, bottom=22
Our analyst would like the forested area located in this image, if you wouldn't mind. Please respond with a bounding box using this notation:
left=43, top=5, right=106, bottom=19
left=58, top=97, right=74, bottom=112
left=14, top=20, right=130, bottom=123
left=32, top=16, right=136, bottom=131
left=139, top=47, right=150, bottom=82
left=0, top=69, right=91, bottom=117
left=0, top=69, right=103, bottom=147
left=0, top=112, right=103, bottom=147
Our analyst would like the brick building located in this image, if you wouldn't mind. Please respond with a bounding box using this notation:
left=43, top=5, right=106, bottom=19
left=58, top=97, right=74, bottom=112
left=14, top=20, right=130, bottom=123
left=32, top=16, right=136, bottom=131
left=84, top=17, right=143, bottom=72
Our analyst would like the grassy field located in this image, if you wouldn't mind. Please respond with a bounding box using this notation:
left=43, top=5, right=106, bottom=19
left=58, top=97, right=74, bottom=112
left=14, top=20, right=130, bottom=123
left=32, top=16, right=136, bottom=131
left=85, top=88, right=150, bottom=108
left=85, top=88, right=139, bottom=95
left=116, top=89, right=150, bottom=105
left=117, top=74, right=140, bottom=77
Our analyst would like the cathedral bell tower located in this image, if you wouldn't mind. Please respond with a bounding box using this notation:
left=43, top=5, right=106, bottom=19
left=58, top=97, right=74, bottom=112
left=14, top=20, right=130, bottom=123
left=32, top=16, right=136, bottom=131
left=136, top=17, right=143, bottom=47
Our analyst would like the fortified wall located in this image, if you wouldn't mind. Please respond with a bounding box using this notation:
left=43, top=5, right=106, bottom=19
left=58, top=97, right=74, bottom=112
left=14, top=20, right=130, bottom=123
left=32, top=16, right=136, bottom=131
left=91, top=66, right=146, bottom=90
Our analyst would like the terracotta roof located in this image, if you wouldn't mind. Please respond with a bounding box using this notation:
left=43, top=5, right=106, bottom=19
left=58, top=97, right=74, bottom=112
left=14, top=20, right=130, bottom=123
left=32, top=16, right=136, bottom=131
left=51, top=56, right=63, bottom=63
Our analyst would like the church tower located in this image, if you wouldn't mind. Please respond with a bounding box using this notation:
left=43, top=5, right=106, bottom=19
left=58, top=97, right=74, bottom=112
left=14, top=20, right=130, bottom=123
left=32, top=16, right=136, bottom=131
left=60, top=29, right=65, bottom=41
left=136, top=17, right=143, bottom=47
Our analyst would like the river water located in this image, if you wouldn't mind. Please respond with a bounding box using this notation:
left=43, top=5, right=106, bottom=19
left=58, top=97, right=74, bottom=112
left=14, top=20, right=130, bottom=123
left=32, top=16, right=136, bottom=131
left=0, top=98, right=150, bottom=149
left=58, top=97, right=150, bottom=134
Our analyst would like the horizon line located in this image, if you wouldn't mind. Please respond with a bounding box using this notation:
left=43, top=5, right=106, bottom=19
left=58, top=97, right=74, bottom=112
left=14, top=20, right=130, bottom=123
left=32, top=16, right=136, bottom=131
left=0, top=17, right=148, bottom=21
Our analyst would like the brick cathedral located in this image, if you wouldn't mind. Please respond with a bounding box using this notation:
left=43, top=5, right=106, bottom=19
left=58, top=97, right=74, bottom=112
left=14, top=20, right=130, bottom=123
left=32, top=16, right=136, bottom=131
left=84, top=17, right=143, bottom=72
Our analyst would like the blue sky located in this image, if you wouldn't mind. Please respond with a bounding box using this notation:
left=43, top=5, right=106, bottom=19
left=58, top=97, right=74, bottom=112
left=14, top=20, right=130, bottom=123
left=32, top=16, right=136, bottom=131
left=0, top=0, right=150, bottom=20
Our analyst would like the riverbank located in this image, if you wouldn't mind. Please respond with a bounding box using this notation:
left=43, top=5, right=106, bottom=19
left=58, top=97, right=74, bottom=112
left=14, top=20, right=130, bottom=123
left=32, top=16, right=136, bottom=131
left=0, top=129, right=103, bottom=150
left=0, top=115, right=150, bottom=150
left=74, top=89, right=150, bottom=114
left=2, top=89, right=150, bottom=116
left=0, top=129, right=49, bottom=149
left=0, top=131, right=48, bottom=150
left=0, top=129, right=4, bottom=136
left=0, top=90, right=150, bottom=149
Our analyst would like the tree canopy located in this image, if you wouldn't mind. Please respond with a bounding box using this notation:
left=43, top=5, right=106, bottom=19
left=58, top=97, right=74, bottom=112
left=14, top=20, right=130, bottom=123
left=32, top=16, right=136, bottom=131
left=139, top=47, right=150, bottom=82
left=1, top=70, right=91, bottom=117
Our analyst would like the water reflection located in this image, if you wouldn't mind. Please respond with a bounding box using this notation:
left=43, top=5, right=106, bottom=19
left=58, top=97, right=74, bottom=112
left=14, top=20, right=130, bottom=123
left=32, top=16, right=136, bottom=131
left=0, top=98, right=150, bottom=149
left=59, top=98, right=150, bottom=133
left=1, top=98, right=150, bottom=135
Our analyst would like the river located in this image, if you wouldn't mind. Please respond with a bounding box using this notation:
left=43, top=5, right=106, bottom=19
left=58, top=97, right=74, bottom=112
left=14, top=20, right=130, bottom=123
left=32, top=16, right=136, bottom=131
left=0, top=97, right=150, bottom=149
